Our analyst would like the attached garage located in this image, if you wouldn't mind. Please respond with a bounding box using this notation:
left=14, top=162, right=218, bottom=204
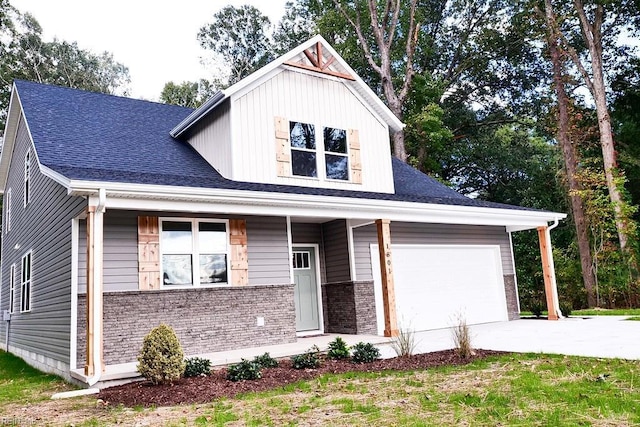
left=371, top=244, right=509, bottom=334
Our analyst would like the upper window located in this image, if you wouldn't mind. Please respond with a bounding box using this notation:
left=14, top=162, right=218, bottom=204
left=9, top=264, right=15, bottom=314
left=20, top=252, right=32, bottom=313
left=161, top=219, right=228, bottom=287
left=289, top=121, right=349, bottom=181
left=5, top=188, right=11, bottom=234
left=24, top=150, right=31, bottom=207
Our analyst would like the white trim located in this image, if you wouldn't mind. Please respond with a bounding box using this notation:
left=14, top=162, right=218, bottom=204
left=5, top=188, right=11, bottom=233
left=346, top=219, right=357, bottom=281
left=67, top=181, right=564, bottom=230
left=159, top=217, right=231, bottom=288
left=40, top=165, right=71, bottom=189
left=70, top=218, right=79, bottom=370
left=286, top=216, right=294, bottom=284
left=0, top=86, right=22, bottom=192
left=292, top=243, right=324, bottom=335
left=8, top=264, right=15, bottom=314
left=23, top=149, right=31, bottom=207
left=508, top=231, right=521, bottom=313
left=20, top=250, right=32, bottom=313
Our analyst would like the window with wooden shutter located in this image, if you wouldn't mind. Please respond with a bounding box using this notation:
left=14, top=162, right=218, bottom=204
left=229, top=219, right=249, bottom=285
left=275, top=116, right=291, bottom=177
left=138, top=216, right=160, bottom=290
left=348, top=129, right=362, bottom=184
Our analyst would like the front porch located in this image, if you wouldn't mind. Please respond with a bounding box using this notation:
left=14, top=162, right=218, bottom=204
left=71, top=333, right=391, bottom=388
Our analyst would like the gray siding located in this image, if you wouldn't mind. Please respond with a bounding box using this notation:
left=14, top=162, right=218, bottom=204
left=353, top=222, right=514, bottom=280
left=77, top=211, right=291, bottom=292
left=0, top=117, right=86, bottom=364
left=322, top=220, right=351, bottom=283
left=246, top=216, right=291, bottom=285
left=291, top=222, right=326, bottom=284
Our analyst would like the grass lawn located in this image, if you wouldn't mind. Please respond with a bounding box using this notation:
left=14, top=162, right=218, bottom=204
left=1, top=350, right=640, bottom=426
left=572, top=308, right=640, bottom=316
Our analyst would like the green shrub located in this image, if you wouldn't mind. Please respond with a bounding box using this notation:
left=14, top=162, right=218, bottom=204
left=184, top=357, right=211, bottom=378
left=253, top=352, right=278, bottom=369
left=560, top=302, right=573, bottom=317
left=137, top=323, right=185, bottom=385
left=351, top=342, right=380, bottom=364
left=327, top=337, right=350, bottom=360
left=227, top=359, right=262, bottom=381
left=530, top=302, right=544, bottom=318
left=291, top=345, right=321, bottom=369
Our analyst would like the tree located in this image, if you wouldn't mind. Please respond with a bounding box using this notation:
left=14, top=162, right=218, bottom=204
left=273, top=1, right=316, bottom=55
left=160, top=80, right=216, bottom=108
left=0, top=7, right=130, bottom=131
left=542, top=0, right=598, bottom=306
left=197, top=5, right=274, bottom=87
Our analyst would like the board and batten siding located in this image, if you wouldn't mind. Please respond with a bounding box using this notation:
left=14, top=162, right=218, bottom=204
left=322, top=220, right=351, bottom=283
left=353, top=222, right=515, bottom=280
left=186, top=99, right=233, bottom=178
left=231, top=70, right=395, bottom=193
left=77, top=211, right=291, bottom=292
left=0, top=117, right=86, bottom=365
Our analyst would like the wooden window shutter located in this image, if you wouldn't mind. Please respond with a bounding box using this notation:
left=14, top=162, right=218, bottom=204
left=348, top=129, right=362, bottom=184
left=138, top=216, right=160, bottom=290
left=275, top=116, right=291, bottom=177
left=229, top=219, right=249, bottom=285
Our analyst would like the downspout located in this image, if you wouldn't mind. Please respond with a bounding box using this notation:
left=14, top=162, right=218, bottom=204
left=87, top=188, right=106, bottom=386
left=547, top=217, right=563, bottom=319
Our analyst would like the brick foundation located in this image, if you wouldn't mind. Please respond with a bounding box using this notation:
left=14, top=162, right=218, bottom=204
left=77, top=284, right=296, bottom=367
left=503, top=274, right=520, bottom=320
left=322, top=280, right=376, bottom=335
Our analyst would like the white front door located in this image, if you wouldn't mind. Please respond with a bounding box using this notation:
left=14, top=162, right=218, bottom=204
left=293, top=247, right=320, bottom=332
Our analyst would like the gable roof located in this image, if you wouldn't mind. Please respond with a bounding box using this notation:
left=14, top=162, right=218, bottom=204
left=4, top=79, right=557, bottom=219
left=170, top=35, right=404, bottom=138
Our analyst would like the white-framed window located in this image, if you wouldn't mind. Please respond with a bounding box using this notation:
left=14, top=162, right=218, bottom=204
left=20, top=251, right=32, bottom=313
left=160, top=218, right=229, bottom=287
left=9, top=264, right=15, bottom=314
left=292, top=251, right=311, bottom=269
left=289, top=121, right=350, bottom=181
left=24, top=150, right=31, bottom=207
left=5, top=187, right=11, bottom=233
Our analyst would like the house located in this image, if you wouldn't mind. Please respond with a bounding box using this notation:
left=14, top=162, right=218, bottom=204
left=0, top=36, right=565, bottom=386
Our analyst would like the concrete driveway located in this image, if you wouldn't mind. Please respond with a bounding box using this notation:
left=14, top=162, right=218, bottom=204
left=379, top=316, right=640, bottom=360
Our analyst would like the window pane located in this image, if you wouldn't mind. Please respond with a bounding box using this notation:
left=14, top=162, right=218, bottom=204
left=291, top=150, right=317, bottom=177
left=200, top=254, right=228, bottom=284
left=324, top=127, right=347, bottom=153
left=199, top=222, right=227, bottom=253
left=162, top=254, right=193, bottom=285
left=325, top=154, right=349, bottom=180
left=162, top=221, right=192, bottom=253
left=290, top=122, right=315, bottom=149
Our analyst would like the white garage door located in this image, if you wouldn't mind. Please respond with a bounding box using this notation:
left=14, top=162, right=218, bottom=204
left=371, top=244, right=508, bottom=334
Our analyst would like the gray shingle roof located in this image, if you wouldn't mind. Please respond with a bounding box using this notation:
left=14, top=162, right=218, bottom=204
left=15, top=80, right=537, bottom=212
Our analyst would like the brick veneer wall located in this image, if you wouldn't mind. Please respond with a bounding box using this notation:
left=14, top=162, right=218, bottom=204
left=322, top=280, right=376, bottom=335
left=77, top=284, right=296, bottom=367
left=503, top=274, right=520, bottom=320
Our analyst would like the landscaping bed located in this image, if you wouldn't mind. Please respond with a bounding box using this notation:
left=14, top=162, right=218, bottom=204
left=98, top=349, right=505, bottom=407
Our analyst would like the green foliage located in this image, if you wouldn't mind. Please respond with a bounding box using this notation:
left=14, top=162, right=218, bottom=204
left=530, top=302, right=544, bottom=318
left=351, top=342, right=380, bottom=364
left=559, top=302, right=573, bottom=317
left=253, top=352, right=278, bottom=369
left=327, top=337, right=350, bottom=360
left=227, top=359, right=262, bottom=381
left=137, top=324, right=185, bottom=385
left=184, top=357, right=211, bottom=378
left=159, top=80, right=216, bottom=108
left=291, top=345, right=321, bottom=369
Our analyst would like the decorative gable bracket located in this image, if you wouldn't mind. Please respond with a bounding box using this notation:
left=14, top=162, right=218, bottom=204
left=284, top=42, right=355, bottom=81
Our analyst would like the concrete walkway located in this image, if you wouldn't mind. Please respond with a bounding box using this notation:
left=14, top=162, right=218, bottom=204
left=389, top=316, right=640, bottom=360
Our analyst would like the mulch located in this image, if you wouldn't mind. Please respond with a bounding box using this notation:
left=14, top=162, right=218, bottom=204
left=98, top=349, right=506, bottom=407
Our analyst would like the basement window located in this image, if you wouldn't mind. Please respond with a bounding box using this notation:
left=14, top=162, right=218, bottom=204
left=160, top=219, right=229, bottom=287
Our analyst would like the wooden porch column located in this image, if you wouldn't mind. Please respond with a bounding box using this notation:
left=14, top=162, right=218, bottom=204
left=537, top=226, right=559, bottom=320
left=85, top=204, right=105, bottom=376
left=376, top=219, right=399, bottom=337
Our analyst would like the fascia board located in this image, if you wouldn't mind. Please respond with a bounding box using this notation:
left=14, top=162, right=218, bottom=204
left=0, top=85, right=22, bottom=192
left=68, top=179, right=565, bottom=229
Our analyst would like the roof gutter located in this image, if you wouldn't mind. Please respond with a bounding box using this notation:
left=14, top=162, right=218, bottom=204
left=169, top=91, right=226, bottom=138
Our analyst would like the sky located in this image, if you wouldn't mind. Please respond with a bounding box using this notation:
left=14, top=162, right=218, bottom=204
left=10, top=0, right=289, bottom=101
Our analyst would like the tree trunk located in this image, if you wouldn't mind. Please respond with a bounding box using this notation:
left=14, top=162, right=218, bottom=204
left=544, top=0, right=598, bottom=306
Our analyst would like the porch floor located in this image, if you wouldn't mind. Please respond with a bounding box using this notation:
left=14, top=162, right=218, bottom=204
left=71, top=333, right=392, bottom=388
